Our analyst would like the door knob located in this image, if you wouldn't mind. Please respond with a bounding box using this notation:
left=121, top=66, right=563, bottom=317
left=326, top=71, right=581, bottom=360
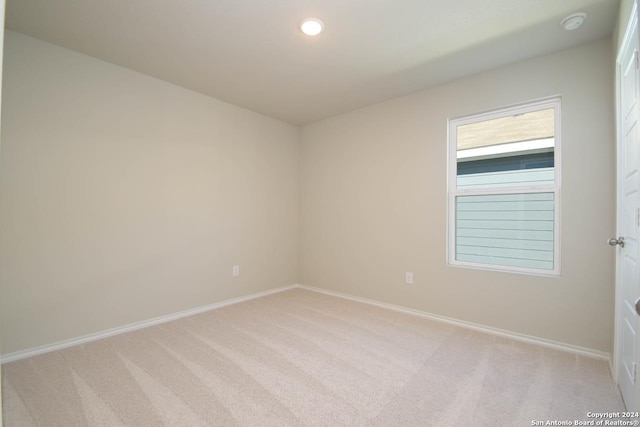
left=636, top=298, right=640, bottom=316
left=608, top=237, right=625, bottom=247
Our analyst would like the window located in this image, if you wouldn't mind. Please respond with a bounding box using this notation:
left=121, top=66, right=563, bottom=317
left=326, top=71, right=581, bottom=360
left=447, top=98, right=561, bottom=275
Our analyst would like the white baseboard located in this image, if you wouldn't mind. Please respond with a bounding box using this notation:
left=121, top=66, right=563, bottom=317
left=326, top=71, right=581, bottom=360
left=2, top=282, right=611, bottom=364
left=296, top=284, right=611, bottom=362
left=1, top=284, right=297, bottom=364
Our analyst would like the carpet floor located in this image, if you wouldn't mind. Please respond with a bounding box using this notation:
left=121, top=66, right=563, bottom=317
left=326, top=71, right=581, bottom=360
left=1, top=288, right=625, bottom=426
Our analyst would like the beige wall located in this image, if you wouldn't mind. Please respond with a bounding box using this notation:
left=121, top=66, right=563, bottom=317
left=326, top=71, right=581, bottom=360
left=0, top=29, right=619, bottom=359
left=299, top=38, right=615, bottom=353
left=0, top=2, right=6, bottom=425
left=0, top=31, right=299, bottom=355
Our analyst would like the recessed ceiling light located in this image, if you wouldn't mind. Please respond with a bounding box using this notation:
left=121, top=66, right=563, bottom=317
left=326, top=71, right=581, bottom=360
left=299, top=18, right=324, bottom=36
left=561, top=13, right=587, bottom=31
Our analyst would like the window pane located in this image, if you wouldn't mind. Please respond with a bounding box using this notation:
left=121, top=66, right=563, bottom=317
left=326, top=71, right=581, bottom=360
left=455, top=193, right=555, bottom=270
left=457, top=108, right=555, bottom=190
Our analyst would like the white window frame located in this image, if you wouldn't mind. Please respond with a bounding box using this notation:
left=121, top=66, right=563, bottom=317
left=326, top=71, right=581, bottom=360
left=447, top=97, right=562, bottom=276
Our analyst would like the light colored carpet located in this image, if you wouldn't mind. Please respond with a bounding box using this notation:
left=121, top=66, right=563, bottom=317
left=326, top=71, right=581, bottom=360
left=1, top=288, right=624, bottom=426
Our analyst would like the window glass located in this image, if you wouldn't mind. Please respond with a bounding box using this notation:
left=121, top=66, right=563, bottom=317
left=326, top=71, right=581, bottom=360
left=456, top=108, right=555, bottom=190
left=456, top=193, right=555, bottom=270
left=448, top=100, right=560, bottom=275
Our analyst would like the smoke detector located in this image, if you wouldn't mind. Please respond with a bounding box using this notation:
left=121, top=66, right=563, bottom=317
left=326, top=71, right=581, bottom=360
left=561, top=13, right=586, bottom=31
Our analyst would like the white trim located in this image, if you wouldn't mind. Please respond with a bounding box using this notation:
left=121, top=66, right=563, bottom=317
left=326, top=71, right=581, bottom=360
left=447, top=97, right=562, bottom=277
left=617, top=1, right=639, bottom=64
left=457, top=137, right=554, bottom=161
left=613, top=0, right=639, bottom=386
left=297, top=284, right=610, bottom=361
left=0, top=284, right=298, bottom=364
left=1, top=283, right=610, bottom=364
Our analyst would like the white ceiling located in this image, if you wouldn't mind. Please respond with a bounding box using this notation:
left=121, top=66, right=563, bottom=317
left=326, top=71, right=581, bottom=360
left=5, top=0, right=619, bottom=125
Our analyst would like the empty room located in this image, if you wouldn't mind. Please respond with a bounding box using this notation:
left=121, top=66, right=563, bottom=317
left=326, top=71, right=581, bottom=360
left=0, top=0, right=637, bottom=425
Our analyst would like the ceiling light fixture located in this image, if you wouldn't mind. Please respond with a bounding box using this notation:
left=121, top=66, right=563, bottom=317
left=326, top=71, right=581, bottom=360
left=299, top=18, right=324, bottom=36
left=561, top=12, right=586, bottom=31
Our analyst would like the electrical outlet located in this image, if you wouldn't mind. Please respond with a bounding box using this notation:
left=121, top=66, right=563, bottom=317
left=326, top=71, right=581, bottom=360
left=233, top=265, right=240, bottom=276
left=405, top=272, right=413, bottom=284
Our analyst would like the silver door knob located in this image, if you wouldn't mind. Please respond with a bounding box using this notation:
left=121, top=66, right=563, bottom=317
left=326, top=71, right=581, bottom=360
left=608, top=237, right=625, bottom=247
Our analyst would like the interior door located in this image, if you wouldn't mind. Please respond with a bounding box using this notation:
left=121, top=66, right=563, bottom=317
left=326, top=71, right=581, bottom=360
left=616, top=4, right=640, bottom=412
